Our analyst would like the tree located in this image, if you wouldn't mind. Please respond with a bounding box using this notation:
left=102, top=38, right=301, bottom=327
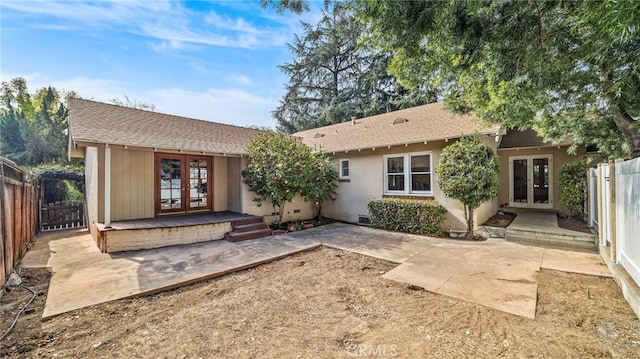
left=356, top=0, right=640, bottom=158
left=300, top=151, right=337, bottom=222
left=110, top=95, right=156, bottom=111
left=273, top=1, right=435, bottom=133
left=436, top=135, right=499, bottom=239
left=1, top=77, right=70, bottom=165
left=242, top=132, right=337, bottom=225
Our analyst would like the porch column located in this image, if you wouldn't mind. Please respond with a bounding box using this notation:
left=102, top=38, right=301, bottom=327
left=104, top=145, right=111, bottom=228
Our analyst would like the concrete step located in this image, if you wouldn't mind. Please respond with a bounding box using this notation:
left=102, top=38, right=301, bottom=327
left=234, top=222, right=269, bottom=233
left=225, top=228, right=273, bottom=242
left=506, top=228, right=597, bottom=253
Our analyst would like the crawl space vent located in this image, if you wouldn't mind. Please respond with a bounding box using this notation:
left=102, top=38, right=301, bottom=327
left=314, top=133, right=325, bottom=138
left=357, top=215, right=371, bottom=226
left=393, top=117, right=409, bottom=125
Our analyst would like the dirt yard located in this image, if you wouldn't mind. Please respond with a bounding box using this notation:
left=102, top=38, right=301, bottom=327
left=2, top=248, right=639, bottom=358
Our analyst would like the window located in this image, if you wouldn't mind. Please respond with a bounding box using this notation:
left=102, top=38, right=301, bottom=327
left=339, top=159, right=350, bottom=180
left=384, top=152, right=432, bottom=195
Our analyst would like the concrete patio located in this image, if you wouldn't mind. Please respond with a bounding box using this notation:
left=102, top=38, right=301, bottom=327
left=22, top=222, right=611, bottom=320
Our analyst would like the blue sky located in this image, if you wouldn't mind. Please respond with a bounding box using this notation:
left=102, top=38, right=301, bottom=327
left=0, top=1, right=321, bottom=128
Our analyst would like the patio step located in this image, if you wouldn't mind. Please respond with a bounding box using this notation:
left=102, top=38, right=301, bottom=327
left=225, top=217, right=272, bottom=242
left=230, top=216, right=264, bottom=227
left=506, top=228, right=598, bottom=252
left=225, top=228, right=273, bottom=242
left=234, top=222, right=269, bottom=233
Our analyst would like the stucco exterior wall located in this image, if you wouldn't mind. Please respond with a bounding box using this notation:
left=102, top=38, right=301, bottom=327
left=325, top=137, right=501, bottom=231
left=497, top=146, right=586, bottom=211
left=239, top=157, right=316, bottom=224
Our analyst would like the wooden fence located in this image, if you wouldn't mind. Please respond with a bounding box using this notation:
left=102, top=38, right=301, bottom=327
left=40, top=201, right=85, bottom=231
left=0, top=157, right=39, bottom=288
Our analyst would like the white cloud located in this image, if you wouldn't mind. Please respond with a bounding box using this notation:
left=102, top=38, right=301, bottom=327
left=0, top=72, right=127, bottom=100
left=1, top=0, right=302, bottom=50
left=1, top=72, right=277, bottom=129
left=148, top=87, right=277, bottom=129
left=225, top=74, right=253, bottom=86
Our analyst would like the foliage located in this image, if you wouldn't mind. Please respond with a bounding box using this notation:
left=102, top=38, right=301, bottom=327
left=356, top=0, right=640, bottom=158
left=273, top=1, right=435, bottom=133
left=558, top=160, right=589, bottom=217
left=300, top=152, right=338, bottom=221
left=367, top=198, right=446, bottom=236
left=26, top=163, right=85, bottom=204
left=242, top=132, right=338, bottom=224
left=1, top=77, right=71, bottom=165
left=436, top=135, right=499, bottom=238
left=25, top=163, right=84, bottom=182
left=110, top=95, right=156, bottom=111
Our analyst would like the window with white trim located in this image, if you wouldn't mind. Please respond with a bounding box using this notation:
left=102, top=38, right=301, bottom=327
left=384, top=152, right=432, bottom=194
left=339, top=159, right=350, bottom=179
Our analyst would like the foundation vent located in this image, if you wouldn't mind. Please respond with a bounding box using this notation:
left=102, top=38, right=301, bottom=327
left=357, top=215, right=371, bottom=226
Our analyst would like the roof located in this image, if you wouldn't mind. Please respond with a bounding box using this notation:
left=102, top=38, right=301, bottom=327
left=498, top=129, right=573, bottom=149
left=293, top=102, right=499, bottom=153
left=68, top=98, right=265, bottom=155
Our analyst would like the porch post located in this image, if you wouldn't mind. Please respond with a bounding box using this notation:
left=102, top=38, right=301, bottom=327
left=104, top=145, right=111, bottom=228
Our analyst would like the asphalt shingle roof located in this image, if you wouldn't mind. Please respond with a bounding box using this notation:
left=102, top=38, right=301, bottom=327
left=69, top=98, right=265, bottom=155
left=294, top=102, right=500, bottom=153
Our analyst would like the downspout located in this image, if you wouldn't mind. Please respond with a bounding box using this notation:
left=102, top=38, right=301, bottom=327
left=104, top=145, right=111, bottom=229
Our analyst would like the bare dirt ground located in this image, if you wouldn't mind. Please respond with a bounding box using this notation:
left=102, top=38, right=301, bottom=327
left=481, top=211, right=517, bottom=228
left=558, top=215, right=593, bottom=233
left=2, top=248, right=639, bottom=358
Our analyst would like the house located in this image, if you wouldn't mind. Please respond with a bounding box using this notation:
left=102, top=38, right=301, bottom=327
left=68, top=99, right=584, bottom=252
left=294, top=102, right=585, bottom=230
left=68, top=99, right=314, bottom=252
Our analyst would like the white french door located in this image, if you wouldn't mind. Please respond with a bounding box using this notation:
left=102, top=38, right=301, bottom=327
left=509, top=155, right=553, bottom=209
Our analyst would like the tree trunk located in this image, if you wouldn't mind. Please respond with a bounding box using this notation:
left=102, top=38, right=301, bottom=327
left=315, top=199, right=323, bottom=223
left=466, top=205, right=475, bottom=239
left=276, top=200, right=286, bottom=226
left=614, top=107, right=640, bottom=158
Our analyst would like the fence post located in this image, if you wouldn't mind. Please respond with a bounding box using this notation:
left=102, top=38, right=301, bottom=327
left=596, top=163, right=604, bottom=246
left=609, top=159, right=617, bottom=263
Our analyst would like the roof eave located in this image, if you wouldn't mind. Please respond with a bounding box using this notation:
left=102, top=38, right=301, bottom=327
left=315, top=129, right=500, bottom=154
left=71, top=139, right=246, bottom=157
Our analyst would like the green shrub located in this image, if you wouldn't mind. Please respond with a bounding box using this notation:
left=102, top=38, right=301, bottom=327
left=559, top=159, right=588, bottom=217
left=367, top=198, right=447, bottom=236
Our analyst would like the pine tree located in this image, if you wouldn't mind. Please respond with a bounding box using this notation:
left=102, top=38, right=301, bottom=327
left=273, top=1, right=435, bottom=133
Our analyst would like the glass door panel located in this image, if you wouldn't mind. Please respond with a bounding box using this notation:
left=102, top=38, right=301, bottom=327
left=159, top=158, right=184, bottom=211
left=532, top=158, right=549, bottom=204
left=512, top=159, right=528, bottom=204
left=189, top=159, right=208, bottom=209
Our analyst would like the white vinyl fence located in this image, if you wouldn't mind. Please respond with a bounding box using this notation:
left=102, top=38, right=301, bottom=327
left=589, top=168, right=599, bottom=230
left=615, top=158, right=640, bottom=286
